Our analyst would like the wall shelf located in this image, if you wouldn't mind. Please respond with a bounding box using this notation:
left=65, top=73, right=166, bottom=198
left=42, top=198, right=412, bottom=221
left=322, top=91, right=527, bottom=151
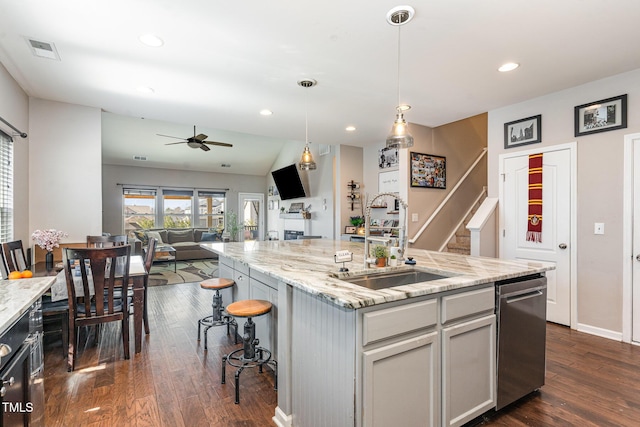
left=280, top=212, right=311, bottom=220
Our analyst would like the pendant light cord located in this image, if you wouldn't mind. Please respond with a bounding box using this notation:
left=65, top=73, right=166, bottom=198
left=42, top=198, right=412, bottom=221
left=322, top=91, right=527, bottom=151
left=396, top=23, right=401, bottom=111
left=305, top=86, right=309, bottom=144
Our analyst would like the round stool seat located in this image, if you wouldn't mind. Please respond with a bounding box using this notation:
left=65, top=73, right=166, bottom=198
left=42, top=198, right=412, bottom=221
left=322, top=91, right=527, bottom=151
left=226, top=299, right=272, bottom=318
left=200, top=277, right=235, bottom=290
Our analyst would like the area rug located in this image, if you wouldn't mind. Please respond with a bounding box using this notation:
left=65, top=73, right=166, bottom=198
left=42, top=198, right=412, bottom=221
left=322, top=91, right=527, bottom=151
left=148, top=259, right=219, bottom=286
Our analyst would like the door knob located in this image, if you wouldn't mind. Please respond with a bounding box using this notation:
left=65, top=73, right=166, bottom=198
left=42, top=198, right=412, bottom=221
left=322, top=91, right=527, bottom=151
left=559, top=243, right=567, bottom=249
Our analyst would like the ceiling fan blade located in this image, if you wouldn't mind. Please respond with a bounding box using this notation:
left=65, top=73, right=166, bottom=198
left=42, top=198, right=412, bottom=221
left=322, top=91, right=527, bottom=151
left=203, top=141, right=233, bottom=148
left=195, top=133, right=208, bottom=141
left=164, top=141, right=187, bottom=145
left=200, top=144, right=211, bottom=151
left=157, top=133, right=186, bottom=140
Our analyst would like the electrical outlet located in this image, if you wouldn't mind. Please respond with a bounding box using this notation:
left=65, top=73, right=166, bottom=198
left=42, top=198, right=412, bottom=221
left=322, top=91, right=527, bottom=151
left=412, top=213, right=419, bottom=222
left=594, top=223, right=604, bottom=235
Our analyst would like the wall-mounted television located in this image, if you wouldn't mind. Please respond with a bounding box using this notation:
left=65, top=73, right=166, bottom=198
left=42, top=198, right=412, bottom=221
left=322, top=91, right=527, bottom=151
left=271, top=164, right=307, bottom=200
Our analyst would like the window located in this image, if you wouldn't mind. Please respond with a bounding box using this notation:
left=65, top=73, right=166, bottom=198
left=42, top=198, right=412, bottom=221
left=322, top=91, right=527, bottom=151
left=0, top=130, right=13, bottom=243
left=196, top=190, right=225, bottom=230
left=162, top=189, right=193, bottom=228
left=122, top=187, right=226, bottom=233
left=123, top=188, right=157, bottom=233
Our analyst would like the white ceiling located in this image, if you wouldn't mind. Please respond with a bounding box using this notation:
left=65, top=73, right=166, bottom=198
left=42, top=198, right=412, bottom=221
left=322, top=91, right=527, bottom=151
left=1, top=0, right=640, bottom=174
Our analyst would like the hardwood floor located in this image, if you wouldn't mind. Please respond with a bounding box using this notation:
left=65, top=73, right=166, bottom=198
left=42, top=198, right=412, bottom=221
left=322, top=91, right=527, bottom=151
left=44, top=282, right=640, bottom=426
left=43, top=282, right=277, bottom=427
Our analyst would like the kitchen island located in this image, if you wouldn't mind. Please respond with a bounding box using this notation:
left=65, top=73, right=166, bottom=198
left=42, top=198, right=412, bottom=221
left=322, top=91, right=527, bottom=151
left=0, top=277, right=56, bottom=335
left=201, top=239, right=554, bottom=427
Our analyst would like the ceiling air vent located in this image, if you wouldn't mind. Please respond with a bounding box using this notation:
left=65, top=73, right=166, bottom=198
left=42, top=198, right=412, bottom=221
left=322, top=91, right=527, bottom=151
left=26, top=38, right=61, bottom=61
left=318, top=144, right=331, bottom=156
left=133, top=155, right=148, bottom=161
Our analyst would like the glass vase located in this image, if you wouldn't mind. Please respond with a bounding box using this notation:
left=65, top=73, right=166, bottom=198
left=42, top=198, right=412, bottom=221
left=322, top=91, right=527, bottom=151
left=45, top=251, right=54, bottom=269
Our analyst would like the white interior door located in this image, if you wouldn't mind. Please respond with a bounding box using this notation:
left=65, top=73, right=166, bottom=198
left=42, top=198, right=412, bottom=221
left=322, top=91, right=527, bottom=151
left=631, top=137, right=640, bottom=342
left=238, top=193, right=264, bottom=242
left=500, top=145, right=574, bottom=326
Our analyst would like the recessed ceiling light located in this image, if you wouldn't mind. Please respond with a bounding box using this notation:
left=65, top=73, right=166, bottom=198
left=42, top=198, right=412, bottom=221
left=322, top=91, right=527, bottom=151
left=136, top=86, right=155, bottom=94
left=498, top=62, right=519, bottom=72
left=345, top=126, right=356, bottom=132
left=139, top=34, right=164, bottom=47
left=398, top=104, right=411, bottom=111
left=260, top=109, right=273, bottom=116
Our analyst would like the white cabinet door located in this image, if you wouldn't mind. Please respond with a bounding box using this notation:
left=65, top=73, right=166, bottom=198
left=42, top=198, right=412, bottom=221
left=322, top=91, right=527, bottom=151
left=441, top=314, right=496, bottom=427
left=362, top=332, right=439, bottom=427
left=249, top=278, right=272, bottom=352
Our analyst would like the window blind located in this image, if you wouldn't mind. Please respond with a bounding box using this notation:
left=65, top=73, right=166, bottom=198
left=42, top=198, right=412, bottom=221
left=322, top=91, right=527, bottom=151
left=0, top=130, right=13, bottom=243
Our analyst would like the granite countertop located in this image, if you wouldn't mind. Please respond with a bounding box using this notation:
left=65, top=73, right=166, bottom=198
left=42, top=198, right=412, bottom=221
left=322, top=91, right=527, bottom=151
left=0, top=277, right=56, bottom=336
left=200, top=239, right=555, bottom=309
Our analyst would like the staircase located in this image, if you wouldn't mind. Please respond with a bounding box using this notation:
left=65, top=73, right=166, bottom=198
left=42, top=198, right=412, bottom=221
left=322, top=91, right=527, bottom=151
left=444, top=197, right=485, bottom=255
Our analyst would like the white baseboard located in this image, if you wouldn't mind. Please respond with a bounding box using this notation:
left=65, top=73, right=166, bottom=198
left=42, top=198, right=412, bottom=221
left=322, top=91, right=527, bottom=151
left=273, top=406, right=292, bottom=427
left=576, top=323, right=623, bottom=342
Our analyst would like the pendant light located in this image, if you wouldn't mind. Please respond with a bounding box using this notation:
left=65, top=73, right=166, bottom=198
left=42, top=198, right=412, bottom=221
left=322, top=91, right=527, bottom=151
left=385, top=5, right=415, bottom=149
left=298, top=78, right=317, bottom=170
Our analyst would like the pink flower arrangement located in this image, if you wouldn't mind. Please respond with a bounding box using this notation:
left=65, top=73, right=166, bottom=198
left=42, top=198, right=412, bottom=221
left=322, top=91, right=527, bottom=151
left=31, top=229, right=68, bottom=252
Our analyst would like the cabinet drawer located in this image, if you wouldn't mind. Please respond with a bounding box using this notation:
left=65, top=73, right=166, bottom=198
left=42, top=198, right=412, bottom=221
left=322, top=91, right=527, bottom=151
left=441, top=286, right=494, bottom=325
left=250, top=268, right=277, bottom=290
left=219, top=256, right=234, bottom=269
left=362, top=299, right=437, bottom=346
left=234, top=260, right=250, bottom=275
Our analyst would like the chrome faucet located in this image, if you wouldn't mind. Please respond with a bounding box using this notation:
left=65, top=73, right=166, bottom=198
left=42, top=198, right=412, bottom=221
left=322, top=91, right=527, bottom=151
left=364, top=192, right=408, bottom=269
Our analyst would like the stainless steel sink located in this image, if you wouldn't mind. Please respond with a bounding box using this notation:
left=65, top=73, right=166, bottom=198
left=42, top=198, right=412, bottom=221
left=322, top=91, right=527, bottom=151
left=345, top=269, right=451, bottom=290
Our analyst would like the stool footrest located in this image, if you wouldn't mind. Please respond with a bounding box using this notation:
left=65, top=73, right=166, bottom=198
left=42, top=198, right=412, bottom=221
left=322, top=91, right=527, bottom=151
left=225, top=347, right=272, bottom=368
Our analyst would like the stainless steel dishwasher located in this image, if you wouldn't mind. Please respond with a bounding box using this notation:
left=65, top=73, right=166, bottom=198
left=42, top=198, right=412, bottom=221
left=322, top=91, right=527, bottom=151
left=495, top=274, right=547, bottom=410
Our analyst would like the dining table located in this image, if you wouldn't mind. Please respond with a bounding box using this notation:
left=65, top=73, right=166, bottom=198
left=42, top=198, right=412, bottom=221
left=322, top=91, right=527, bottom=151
left=37, top=254, right=149, bottom=354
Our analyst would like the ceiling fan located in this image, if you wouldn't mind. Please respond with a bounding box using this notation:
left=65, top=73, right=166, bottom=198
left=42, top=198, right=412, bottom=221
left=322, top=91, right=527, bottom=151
left=157, top=125, right=233, bottom=151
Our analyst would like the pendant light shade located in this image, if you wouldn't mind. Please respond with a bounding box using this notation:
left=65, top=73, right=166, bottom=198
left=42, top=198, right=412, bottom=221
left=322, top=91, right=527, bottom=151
left=386, top=107, right=414, bottom=148
left=385, top=5, right=415, bottom=149
left=298, top=79, right=317, bottom=171
left=299, top=144, right=316, bottom=170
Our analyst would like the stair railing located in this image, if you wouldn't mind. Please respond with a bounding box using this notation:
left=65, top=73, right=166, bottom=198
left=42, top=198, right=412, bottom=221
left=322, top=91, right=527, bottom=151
left=409, top=148, right=487, bottom=244
left=438, top=187, right=487, bottom=252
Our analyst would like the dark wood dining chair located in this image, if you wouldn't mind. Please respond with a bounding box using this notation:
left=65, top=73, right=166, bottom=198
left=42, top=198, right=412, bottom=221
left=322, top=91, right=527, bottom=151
left=141, top=237, right=157, bottom=334
left=86, top=235, right=128, bottom=248
left=63, top=245, right=131, bottom=372
left=1, top=240, right=69, bottom=355
left=2, top=240, right=30, bottom=272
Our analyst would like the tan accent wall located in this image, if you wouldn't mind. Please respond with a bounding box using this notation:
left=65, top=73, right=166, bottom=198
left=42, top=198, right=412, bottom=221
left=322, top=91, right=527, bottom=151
left=408, top=113, right=488, bottom=250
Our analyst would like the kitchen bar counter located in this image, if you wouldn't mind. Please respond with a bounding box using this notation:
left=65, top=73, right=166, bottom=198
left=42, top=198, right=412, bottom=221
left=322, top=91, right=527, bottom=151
left=200, top=239, right=554, bottom=309
left=201, top=239, right=555, bottom=427
left=0, top=276, right=56, bottom=335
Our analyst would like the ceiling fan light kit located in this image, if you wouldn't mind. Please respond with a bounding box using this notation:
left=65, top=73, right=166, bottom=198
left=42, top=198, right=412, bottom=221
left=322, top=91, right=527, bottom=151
left=385, top=5, right=415, bottom=149
left=298, top=78, right=318, bottom=171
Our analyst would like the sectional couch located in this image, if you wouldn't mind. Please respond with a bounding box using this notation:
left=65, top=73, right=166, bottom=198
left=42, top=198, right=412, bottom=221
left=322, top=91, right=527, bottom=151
left=130, top=228, right=221, bottom=261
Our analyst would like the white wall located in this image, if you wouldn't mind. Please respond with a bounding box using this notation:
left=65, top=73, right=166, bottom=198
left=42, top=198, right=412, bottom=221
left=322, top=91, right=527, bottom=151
left=0, top=63, right=29, bottom=244
left=488, top=68, right=640, bottom=336
left=102, top=164, right=267, bottom=235
left=28, top=98, right=102, bottom=244
left=267, top=142, right=334, bottom=239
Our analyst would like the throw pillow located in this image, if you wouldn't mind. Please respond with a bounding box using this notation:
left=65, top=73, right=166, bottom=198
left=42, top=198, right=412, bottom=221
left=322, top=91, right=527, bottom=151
left=133, top=230, right=149, bottom=246
left=200, top=232, right=220, bottom=242
left=168, top=229, right=194, bottom=244
left=146, top=230, right=164, bottom=244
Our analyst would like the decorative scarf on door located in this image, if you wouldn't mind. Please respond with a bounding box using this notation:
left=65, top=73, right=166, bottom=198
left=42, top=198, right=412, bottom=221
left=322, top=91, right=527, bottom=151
left=526, top=153, right=543, bottom=243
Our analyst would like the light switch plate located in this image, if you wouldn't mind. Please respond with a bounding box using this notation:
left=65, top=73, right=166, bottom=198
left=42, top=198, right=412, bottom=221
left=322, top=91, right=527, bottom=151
left=594, top=223, right=604, bottom=235
left=412, top=213, right=419, bottom=222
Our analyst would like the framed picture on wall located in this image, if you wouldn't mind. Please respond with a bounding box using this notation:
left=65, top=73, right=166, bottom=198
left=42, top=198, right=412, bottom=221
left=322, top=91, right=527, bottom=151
left=574, top=94, right=627, bottom=137
left=378, top=146, right=399, bottom=169
left=504, top=115, right=542, bottom=148
left=410, top=152, right=446, bottom=189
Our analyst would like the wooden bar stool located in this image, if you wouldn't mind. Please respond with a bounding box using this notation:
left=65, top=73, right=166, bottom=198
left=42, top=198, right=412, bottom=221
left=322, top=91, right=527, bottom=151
left=221, top=299, right=277, bottom=404
left=197, top=278, right=237, bottom=349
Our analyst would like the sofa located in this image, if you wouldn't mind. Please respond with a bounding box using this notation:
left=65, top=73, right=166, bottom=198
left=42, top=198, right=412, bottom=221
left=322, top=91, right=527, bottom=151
left=130, top=228, right=221, bottom=261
